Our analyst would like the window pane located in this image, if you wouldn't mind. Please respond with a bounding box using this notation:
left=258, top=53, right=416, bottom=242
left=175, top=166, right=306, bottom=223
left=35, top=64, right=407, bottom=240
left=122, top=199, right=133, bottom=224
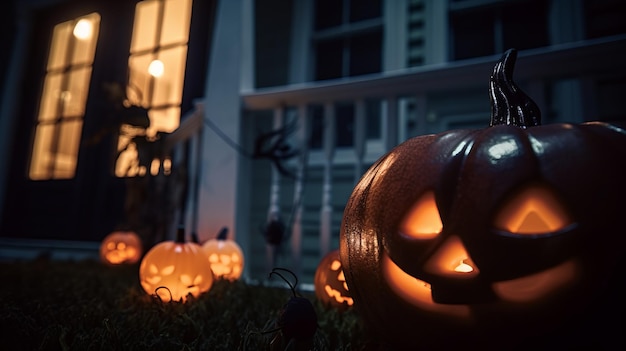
left=54, top=120, right=83, bottom=178
left=63, top=67, right=92, bottom=117
left=128, top=54, right=153, bottom=106
left=315, top=38, right=343, bottom=81
left=350, top=31, right=381, bottom=76
left=30, top=124, right=55, bottom=180
left=71, top=13, right=101, bottom=66
left=451, top=9, right=494, bottom=60
left=131, top=0, right=159, bottom=53
left=584, top=0, right=626, bottom=39
left=161, top=0, right=192, bottom=46
left=147, top=107, right=181, bottom=136
left=47, top=23, right=72, bottom=71
left=38, top=73, right=64, bottom=122
left=502, top=1, right=548, bottom=51
left=152, top=46, right=187, bottom=106
left=314, top=0, right=342, bottom=30
left=349, top=0, right=381, bottom=23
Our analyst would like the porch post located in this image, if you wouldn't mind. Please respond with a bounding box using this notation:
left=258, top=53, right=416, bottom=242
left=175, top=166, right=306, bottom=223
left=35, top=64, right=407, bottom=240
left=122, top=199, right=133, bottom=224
left=196, top=0, right=246, bottom=244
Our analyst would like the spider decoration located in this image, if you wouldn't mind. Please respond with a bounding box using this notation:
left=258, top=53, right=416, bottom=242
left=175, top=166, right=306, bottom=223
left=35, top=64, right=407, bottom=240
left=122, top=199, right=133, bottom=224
left=268, top=268, right=318, bottom=351
left=204, top=117, right=300, bottom=180
left=250, top=119, right=300, bottom=179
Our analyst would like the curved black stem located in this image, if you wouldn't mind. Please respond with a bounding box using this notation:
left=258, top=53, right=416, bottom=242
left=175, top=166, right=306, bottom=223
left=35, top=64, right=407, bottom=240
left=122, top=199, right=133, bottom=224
left=269, top=267, right=299, bottom=297
left=489, top=48, right=541, bottom=128
left=216, top=226, right=229, bottom=240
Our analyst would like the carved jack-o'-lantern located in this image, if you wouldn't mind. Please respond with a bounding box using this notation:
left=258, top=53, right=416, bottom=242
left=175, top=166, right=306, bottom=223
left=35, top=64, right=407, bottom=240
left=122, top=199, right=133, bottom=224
left=314, top=249, right=353, bottom=310
left=139, top=227, right=214, bottom=302
left=100, top=230, right=142, bottom=265
left=340, top=49, right=626, bottom=349
left=201, top=227, right=244, bottom=281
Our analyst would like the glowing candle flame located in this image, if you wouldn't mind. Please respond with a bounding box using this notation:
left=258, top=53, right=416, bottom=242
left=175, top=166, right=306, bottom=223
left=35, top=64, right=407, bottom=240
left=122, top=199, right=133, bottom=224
left=454, top=259, right=473, bottom=273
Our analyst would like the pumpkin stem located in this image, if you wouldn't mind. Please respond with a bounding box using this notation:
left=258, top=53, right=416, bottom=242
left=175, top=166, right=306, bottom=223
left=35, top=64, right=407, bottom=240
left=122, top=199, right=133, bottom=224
left=216, top=226, right=229, bottom=241
left=489, top=48, right=541, bottom=128
left=175, top=225, right=186, bottom=243
left=269, top=267, right=299, bottom=297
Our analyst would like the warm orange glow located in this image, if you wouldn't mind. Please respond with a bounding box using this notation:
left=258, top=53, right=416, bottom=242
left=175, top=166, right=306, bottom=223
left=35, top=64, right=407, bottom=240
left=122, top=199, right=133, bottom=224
left=314, top=250, right=354, bottom=309
left=148, top=59, right=165, bottom=77
left=73, top=19, right=94, bottom=40
left=399, top=191, right=443, bottom=240
left=493, top=260, right=578, bottom=302
left=100, top=231, right=143, bottom=265
left=117, top=0, right=192, bottom=177
left=29, top=13, right=100, bottom=180
left=323, top=259, right=354, bottom=306
left=139, top=241, right=214, bottom=302
left=201, top=239, right=244, bottom=281
left=494, top=184, right=572, bottom=234
left=454, top=260, right=474, bottom=273
left=324, top=284, right=354, bottom=306
left=382, top=252, right=470, bottom=317
left=424, top=236, right=479, bottom=278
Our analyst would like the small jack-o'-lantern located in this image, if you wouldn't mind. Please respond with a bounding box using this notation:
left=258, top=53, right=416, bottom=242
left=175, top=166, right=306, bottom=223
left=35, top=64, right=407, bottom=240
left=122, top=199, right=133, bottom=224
left=314, top=249, right=353, bottom=310
left=340, top=49, right=626, bottom=349
left=201, top=227, right=244, bottom=281
left=139, top=227, right=213, bottom=302
left=100, top=230, right=142, bottom=265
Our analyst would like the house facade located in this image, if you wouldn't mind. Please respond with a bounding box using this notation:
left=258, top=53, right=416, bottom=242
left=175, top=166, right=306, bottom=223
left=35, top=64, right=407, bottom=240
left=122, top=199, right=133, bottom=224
left=1, top=0, right=625, bottom=284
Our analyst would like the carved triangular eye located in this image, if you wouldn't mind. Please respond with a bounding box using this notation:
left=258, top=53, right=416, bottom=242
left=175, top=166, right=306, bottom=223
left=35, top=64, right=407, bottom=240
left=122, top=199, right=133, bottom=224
left=494, top=183, right=572, bottom=235
left=399, top=191, right=443, bottom=239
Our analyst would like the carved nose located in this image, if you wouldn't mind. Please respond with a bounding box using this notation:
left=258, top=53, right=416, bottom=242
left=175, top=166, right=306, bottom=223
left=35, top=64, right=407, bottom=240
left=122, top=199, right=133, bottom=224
left=424, top=235, right=479, bottom=278
left=424, top=236, right=497, bottom=304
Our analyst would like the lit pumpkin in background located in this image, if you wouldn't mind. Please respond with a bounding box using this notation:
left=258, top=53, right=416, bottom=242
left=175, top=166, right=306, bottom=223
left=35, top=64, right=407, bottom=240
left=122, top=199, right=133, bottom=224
left=100, top=230, right=142, bottom=265
left=139, top=227, right=214, bottom=302
left=314, top=249, right=353, bottom=311
left=201, top=227, right=244, bottom=281
left=340, top=49, right=626, bottom=349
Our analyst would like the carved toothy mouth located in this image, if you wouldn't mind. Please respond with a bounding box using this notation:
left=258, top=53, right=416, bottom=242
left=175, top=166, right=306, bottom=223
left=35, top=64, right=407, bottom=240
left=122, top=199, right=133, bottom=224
left=382, top=252, right=470, bottom=318
left=324, top=284, right=354, bottom=306
left=382, top=251, right=579, bottom=315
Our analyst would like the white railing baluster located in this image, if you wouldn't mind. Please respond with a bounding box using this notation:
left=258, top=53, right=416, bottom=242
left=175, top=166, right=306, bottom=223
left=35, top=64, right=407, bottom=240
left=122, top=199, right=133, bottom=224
left=320, top=102, right=335, bottom=257
left=354, top=99, right=366, bottom=183
left=290, top=105, right=309, bottom=279
left=268, top=107, right=283, bottom=216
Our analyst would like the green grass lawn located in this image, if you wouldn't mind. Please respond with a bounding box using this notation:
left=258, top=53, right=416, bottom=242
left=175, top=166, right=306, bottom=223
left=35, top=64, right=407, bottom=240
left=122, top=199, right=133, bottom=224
left=0, top=259, right=378, bottom=350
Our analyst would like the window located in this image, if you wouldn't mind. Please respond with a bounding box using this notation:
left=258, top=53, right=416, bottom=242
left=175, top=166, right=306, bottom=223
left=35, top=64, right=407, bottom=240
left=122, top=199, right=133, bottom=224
left=312, top=0, right=383, bottom=81
left=309, top=0, right=384, bottom=157
left=29, top=13, right=101, bottom=180
left=583, top=0, right=626, bottom=39
left=115, top=0, right=193, bottom=177
left=450, top=0, right=549, bottom=60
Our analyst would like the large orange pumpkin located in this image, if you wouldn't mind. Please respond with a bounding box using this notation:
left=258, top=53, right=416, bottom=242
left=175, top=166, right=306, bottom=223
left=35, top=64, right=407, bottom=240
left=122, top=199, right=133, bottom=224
left=340, top=49, right=626, bottom=349
left=139, top=227, right=214, bottom=302
left=201, top=227, right=244, bottom=281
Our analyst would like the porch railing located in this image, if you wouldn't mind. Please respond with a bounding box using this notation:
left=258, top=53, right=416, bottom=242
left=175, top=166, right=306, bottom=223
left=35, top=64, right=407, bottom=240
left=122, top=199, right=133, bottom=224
left=238, top=36, right=626, bottom=280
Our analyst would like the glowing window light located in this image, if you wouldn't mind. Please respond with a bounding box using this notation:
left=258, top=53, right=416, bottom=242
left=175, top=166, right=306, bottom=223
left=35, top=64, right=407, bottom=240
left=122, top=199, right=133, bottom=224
left=29, top=12, right=100, bottom=180
left=148, top=60, right=164, bottom=77
left=73, top=19, right=93, bottom=40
